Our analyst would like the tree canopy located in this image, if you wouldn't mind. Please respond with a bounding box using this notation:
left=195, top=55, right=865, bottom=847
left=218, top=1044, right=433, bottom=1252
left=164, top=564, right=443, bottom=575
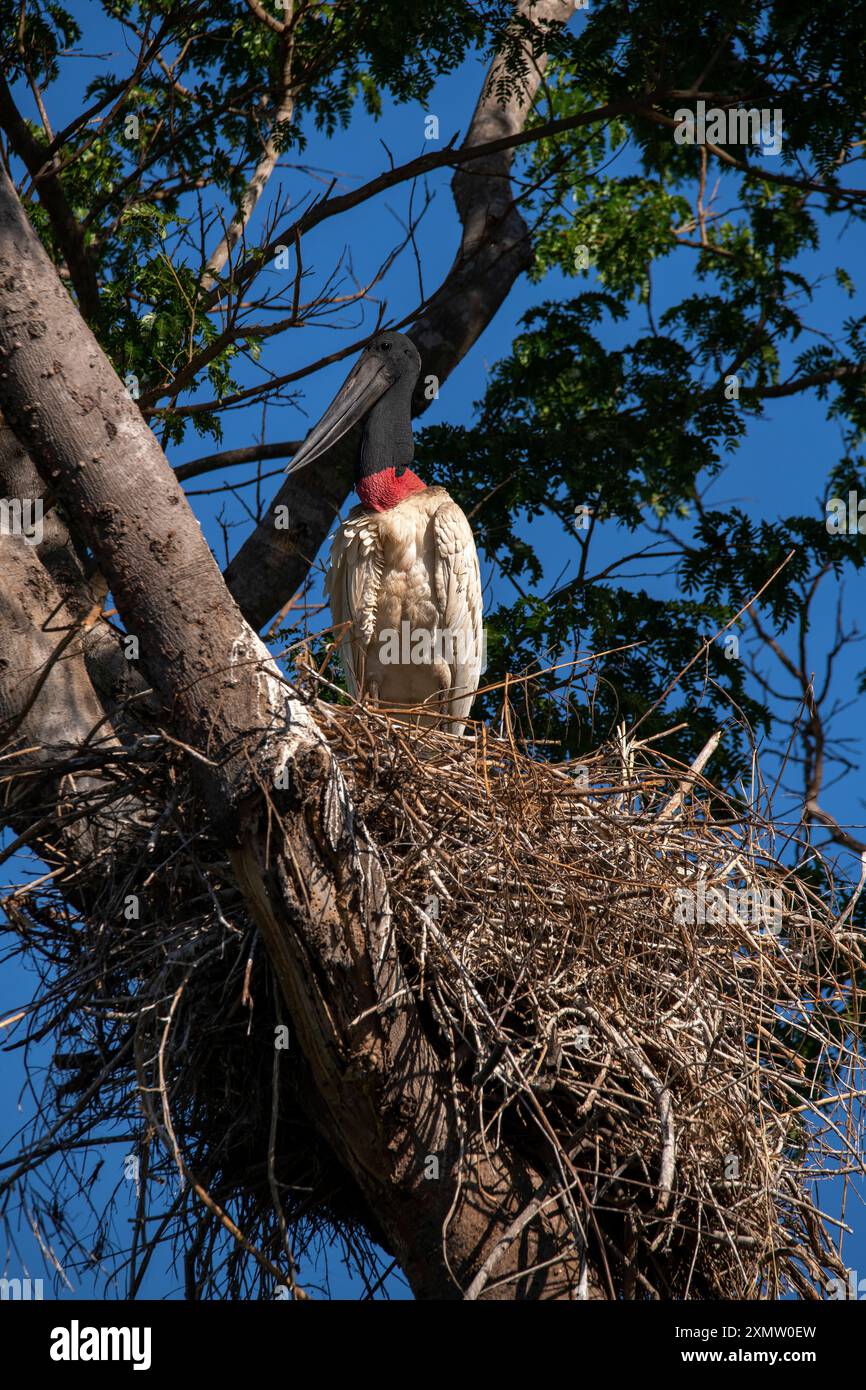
left=2, top=0, right=866, bottom=1301
left=3, top=0, right=865, bottom=798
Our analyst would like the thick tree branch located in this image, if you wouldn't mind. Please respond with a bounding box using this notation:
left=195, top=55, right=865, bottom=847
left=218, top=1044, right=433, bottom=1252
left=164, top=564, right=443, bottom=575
left=410, top=0, right=576, bottom=407
left=0, top=413, right=154, bottom=717
left=0, top=530, right=114, bottom=773
left=0, top=516, right=123, bottom=866
left=0, top=74, right=101, bottom=324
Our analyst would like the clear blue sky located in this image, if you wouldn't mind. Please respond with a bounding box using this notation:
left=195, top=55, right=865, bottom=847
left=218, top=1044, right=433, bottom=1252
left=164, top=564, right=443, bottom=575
left=2, top=2, right=864, bottom=1300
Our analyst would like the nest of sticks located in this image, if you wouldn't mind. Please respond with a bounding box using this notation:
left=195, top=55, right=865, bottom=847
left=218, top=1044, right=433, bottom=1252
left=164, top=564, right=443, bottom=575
left=1, top=694, right=864, bottom=1299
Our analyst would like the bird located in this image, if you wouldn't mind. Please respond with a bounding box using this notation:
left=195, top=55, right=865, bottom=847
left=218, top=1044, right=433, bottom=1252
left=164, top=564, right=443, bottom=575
left=286, top=331, right=483, bottom=734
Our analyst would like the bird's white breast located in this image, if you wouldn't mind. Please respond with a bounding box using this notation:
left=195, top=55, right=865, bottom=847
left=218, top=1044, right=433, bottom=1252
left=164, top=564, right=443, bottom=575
left=327, top=486, right=480, bottom=727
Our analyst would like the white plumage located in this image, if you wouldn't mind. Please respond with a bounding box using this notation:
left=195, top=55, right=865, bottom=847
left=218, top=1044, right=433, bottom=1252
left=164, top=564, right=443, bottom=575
left=326, top=486, right=483, bottom=733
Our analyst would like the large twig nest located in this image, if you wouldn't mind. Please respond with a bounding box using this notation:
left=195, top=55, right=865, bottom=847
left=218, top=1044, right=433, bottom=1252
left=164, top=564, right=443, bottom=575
left=1, top=699, right=863, bottom=1298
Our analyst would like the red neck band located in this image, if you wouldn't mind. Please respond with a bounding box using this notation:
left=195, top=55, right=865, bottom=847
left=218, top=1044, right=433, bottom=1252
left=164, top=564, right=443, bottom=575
left=357, top=466, right=426, bottom=512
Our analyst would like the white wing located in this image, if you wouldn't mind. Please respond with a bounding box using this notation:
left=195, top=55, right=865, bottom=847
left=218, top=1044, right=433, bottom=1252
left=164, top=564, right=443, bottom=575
left=433, top=498, right=484, bottom=727
left=325, top=508, right=383, bottom=698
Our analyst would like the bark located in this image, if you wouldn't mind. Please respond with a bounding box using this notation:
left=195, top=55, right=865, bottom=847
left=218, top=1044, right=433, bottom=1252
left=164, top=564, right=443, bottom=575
left=0, top=413, right=156, bottom=718
left=0, top=517, right=118, bottom=863
left=0, top=163, right=593, bottom=1298
left=224, top=0, right=575, bottom=633
left=0, top=528, right=113, bottom=772
left=0, top=418, right=151, bottom=873
left=0, top=73, right=101, bottom=325
left=409, top=0, right=574, bottom=407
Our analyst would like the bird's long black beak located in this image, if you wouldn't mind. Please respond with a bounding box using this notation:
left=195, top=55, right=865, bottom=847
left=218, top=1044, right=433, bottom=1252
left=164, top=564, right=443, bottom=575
left=286, top=352, right=396, bottom=474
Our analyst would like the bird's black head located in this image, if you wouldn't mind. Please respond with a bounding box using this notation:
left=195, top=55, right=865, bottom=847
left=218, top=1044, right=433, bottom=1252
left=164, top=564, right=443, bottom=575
left=365, top=330, right=422, bottom=385
left=286, top=331, right=421, bottom=475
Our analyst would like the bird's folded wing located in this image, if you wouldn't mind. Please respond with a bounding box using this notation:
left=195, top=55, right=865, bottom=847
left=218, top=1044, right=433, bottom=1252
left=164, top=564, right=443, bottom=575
left=325, top=510, right=384, bottom=697
left=433, top=499, right=484, bottom=718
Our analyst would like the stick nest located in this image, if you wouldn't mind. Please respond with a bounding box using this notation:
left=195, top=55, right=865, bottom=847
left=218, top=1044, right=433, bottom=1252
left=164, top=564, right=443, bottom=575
left=2, top=701, right=864, bottom=1299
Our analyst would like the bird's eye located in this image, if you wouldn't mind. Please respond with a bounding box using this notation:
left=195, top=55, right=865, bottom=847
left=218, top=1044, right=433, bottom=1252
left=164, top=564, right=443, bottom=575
left=381, top=341, right=391, bottom=351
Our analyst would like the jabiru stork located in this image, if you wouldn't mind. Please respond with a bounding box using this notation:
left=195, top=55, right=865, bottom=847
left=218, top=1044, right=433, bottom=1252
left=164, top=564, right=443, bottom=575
left=286, top=331, right=483, bottom=733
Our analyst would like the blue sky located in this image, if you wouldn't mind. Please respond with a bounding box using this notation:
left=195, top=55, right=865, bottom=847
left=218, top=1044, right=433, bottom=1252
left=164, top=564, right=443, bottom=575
left=2, top=3, right=864, bottom=1300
